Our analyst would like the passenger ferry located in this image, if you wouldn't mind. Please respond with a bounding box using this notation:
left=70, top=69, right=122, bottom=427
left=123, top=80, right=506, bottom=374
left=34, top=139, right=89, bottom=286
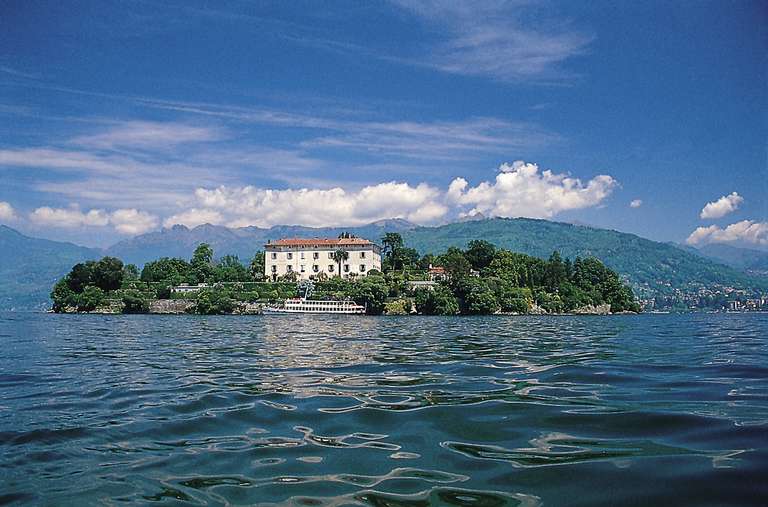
left=263, top=298, right=366, bottom=314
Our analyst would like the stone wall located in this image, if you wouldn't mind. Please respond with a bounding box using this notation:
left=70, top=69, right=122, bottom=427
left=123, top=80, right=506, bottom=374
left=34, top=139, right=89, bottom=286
left=149, top=299, right=195, bottom=314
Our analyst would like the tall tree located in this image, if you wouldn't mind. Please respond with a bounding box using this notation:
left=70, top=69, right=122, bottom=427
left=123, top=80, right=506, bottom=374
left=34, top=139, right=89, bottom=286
left=332, top=249, right=349, bottom=277
left=249, top=251, right=265, bottom=280
left=191, top=243, right=215, bottom=283
left=465, top=240, right=497, bottom=271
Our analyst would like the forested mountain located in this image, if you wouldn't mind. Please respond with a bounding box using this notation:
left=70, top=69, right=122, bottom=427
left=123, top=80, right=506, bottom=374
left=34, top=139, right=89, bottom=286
left=0, top=226, right=99, bottom=310
left=401, top=219, right=766, bottom=297
left=686, top=243, right=768, bottom=274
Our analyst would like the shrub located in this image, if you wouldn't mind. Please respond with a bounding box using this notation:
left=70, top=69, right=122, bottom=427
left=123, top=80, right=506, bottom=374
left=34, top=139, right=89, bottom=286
left=77, top=286, right=105, bottom=312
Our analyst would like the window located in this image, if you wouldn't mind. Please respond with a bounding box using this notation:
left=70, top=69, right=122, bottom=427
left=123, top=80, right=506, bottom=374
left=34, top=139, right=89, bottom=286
left=328, top=265, right=334, bottom=272
left=313, top=252, right=319, bottom=259
left=360, top=265, right=366, bottom=272
left=360, top=251, right=366, bottom=259
left=344, top=264, right=350, bottom=272
left=271, top=252, right=277, bottom=260
left=313, top=265, right=319, bottom=272
left=286, top=265, right=293, bottom=272
left=328, top=252, right=333, bottom=259
left=287, top=252, right=293, bottom=260
left=271, top=265, right=277, bottom=272
left=300, top=252, right=305, bottom=259
left=300, top=265, right=305, bottom=272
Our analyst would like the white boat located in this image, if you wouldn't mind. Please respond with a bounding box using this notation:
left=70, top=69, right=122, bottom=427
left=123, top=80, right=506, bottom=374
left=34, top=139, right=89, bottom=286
left=263, top=298, right=366, bottom=314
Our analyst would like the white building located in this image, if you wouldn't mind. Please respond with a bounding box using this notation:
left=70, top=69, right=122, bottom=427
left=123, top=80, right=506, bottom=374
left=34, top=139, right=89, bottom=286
left=264, top=237, right=382, bottom=281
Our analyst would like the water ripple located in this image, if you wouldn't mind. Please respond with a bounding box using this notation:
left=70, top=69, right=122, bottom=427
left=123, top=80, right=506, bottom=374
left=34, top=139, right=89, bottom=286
left=0, top=313, right=767, bottom=505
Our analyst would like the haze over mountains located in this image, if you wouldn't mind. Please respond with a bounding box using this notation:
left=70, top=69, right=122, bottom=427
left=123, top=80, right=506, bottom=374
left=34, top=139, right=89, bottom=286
left=2, top=219, right=767, bottom=311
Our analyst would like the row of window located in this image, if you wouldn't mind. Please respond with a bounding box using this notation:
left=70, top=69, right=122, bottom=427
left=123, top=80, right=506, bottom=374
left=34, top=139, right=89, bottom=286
left=270, top=264, right=367, bottom=273
left=270, top=251, right=367, bottom=260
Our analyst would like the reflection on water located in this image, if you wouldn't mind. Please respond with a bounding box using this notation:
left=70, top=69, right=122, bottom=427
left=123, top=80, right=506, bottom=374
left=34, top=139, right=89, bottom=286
left=1, top=313, right=767, bottom=506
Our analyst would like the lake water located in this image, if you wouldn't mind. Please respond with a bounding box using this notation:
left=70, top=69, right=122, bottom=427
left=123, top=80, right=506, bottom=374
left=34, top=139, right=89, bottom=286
left=1, top=313, right=766, bottom=506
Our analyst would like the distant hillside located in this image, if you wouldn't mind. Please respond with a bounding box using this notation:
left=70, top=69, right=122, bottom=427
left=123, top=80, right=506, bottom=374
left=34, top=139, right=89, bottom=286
left=0, top=225, right=100, bottom=310
left=687, top=243, right=768, bottom=274
left=399, top=218, right=767, bottom=297
left=105, top=219, right=416, bottom=266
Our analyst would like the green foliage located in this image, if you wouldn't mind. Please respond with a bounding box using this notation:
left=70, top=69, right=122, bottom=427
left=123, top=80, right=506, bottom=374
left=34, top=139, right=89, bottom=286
left=122, top=289, right=149, bottom=313
left=91, top=256, right=124, bottom=292
left=67, top=261, right=95, bottom=292
left=493, top=282, right=532, bottom=313
left=414, top=286, right=459, bottom=315
left=77, top=286, right=105, bottom=312
left=439, top=247, right=472, bottom=278
left=381, top=232, right=420, bottom=271
left=194, top=286, right=235, bottom=315
left=249, top=252, right=265, bottom=281
left=122, top=263, right=140, bottom=281
left=454, top=278, right=499, bottom=315
left=384, top=299, right=411, bottom=315
left=465, top=240, right=496, bottom=271
left=51, top=277, right=78, bottom=312
left=350, top=277, right=389, bottom=315
left=191, top=243, right=215, bottom=283
left=140, top=257, right=191, bottom=284
left=214, top=255, right=250, bottom=282
left=332, top=249, right=349, bottom=277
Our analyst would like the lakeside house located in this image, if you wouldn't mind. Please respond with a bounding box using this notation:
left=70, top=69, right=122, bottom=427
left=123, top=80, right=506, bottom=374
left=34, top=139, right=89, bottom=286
left=264, top=237, right=382, bottom=281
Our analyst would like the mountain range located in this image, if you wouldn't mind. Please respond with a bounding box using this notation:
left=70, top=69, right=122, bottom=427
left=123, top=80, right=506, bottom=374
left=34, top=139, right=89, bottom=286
left=1, top=219, right=766, bottom=310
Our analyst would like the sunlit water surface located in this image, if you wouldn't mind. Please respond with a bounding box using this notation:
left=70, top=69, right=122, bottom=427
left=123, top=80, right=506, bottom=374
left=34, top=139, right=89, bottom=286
left=1, top=313, right=767, bottom=506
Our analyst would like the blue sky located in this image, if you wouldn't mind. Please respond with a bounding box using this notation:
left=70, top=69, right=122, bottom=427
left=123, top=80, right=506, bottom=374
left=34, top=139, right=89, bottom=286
left=0, top=0, right=766, bottom=249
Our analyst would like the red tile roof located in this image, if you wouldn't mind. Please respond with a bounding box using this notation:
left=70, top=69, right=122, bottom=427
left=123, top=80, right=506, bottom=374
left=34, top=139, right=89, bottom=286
left=267, top=237, right=374, bottom=247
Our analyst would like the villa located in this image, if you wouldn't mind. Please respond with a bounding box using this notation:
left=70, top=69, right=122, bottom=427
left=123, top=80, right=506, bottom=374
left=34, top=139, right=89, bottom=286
left=264, top=237, right=382, bottom=281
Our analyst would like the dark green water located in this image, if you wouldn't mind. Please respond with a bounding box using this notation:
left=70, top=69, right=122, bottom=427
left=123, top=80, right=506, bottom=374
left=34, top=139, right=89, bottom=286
left=1, top=313, right=766, bottom=506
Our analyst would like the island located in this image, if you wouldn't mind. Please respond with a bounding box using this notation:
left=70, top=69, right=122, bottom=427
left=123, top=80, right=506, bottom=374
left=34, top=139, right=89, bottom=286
left=50, top=233, right=641, bottom=315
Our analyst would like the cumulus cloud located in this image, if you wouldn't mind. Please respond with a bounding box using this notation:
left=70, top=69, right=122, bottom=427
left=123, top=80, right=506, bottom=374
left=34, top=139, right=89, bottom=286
left=0, top=201, right=17, bottom=222
left=700, top=192, right=743, bottom=219
left=109, top=209, right=160, bottom=235
left=446, top=161, right=616, bottom=219
left=163, top=182, right=448, bottom=229
left=630, top=199, right=642, bottom=208
left=29, top=206, right=158, bottom=235
left=686, top=220, right=768, bottom=246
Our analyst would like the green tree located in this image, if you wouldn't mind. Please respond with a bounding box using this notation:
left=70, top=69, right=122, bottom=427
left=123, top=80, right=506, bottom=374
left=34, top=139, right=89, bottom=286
left=214, top=255, right=250, bottom=282
left=122, top=289, right=149, bottom=313
left=332, top=249, right=349, bottom=277
left=195, top=286, right=235, bottom=315
left=67, top=261, right=95, bottom=292
left=91, top=256, right=124, bottom=292
left=454, top=278, right=499, bottom=315
left=249, top=252, right=265, bottom=281
left=51, top=277, right=78, bottom=312
left=544, top=251, right=567, bottom=291
left=414, top=286, right=459, bottom=315
left=77, top=286, right=105, bottom=311
left=350, top=276, right=389, bottom=315
left=140, top=257, right=191, bottom=283
left=465, top=240, right=497, bottom=271
left=440, top=247, right=472, bottom=279
left=191, top=243, right=215, bottom=283
left=123, top=263, right=140, bottom=281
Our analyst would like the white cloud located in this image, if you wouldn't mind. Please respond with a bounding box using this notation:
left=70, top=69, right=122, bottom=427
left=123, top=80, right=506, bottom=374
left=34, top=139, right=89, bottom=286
left=391, top=0, right=592, bottom=82
left=446, top=161, right=616, bottom=219
left=70, top=121, right=222, bottom=150
left=164, top=181, right=449, bottom=229
left=700, top=192, right=743, bottom=219
left=630, top=199, right=642, bottom=208
left=686, top=220, right=768, bottom=246
left=29, top=206, right=158, bottom=235
left=0, top=201, right=16, bottom=222
left=30, top=207, right=110, bottom=228
left=109, top=209, right=160, bottom=235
